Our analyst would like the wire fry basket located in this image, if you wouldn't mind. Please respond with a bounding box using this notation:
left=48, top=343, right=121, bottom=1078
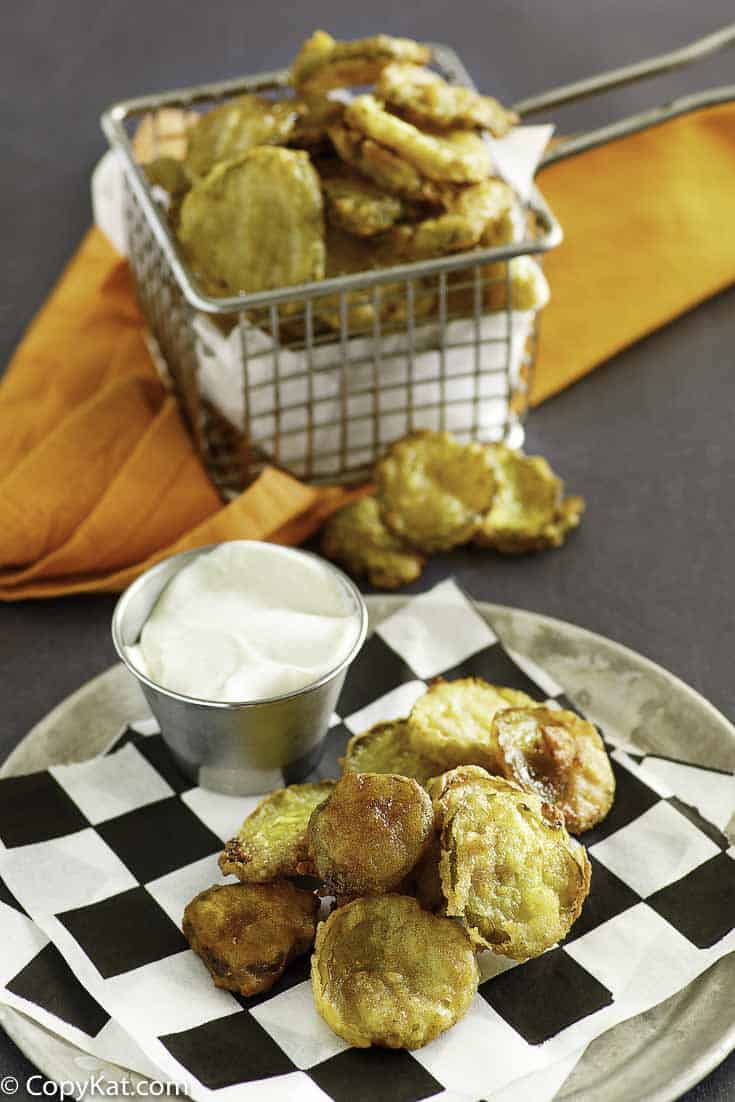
left=101, top=25, right=735, bottom=493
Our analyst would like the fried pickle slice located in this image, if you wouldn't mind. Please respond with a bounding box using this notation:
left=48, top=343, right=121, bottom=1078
left=388, top=178, right=515, bottom=260
left=431, top=768, right=591, bottom=958
left=328, top=121, right=446, bottom=203
left=308, top=772, right=434, bottom=897
left=219, top=780, right=335, bottom=882
left=184, top=881, right=318, bottom=996
left=485, top=255, right=550, bottom=311
left=408, top=678, right=537, bottom=771
left=311, top=893, right=478, bottom=1048
left=291, top=30, right=430, bottom=95
left=184, top=94, right=300, bottom=179
left=377, top=62, right=518, bottom=137
left=494, top=706, right=615, bottom=834
left=345, top=95, right=491, bottom=184
left=178, top=146, right=325, bottom=296
left=341, top=719, right=443, bottom=784
left=375, top=430, right=496, bottom=553
left=315, top=227, right=436, bottom=333
left=321, top=496, right=425, bottom=590
left=319, top=161, right=405, bottom=237
left=475, top=445, right=585, bottom=553
left=290, top=94, right=345, bottom=149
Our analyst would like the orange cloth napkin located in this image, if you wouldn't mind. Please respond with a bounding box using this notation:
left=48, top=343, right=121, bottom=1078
left=2, top=103, right=734, bottom=600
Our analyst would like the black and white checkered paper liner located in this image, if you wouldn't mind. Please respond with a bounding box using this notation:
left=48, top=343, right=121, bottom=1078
left=1, top=580, right=734, bottom=1102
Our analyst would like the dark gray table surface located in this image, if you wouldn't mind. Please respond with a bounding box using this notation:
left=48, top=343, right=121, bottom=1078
left=2, top=1, right=734, bottom=1098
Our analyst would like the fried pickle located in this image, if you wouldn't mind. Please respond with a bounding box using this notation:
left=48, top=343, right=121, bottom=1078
left=341, top=718, right=443, bottom=784
left=377, top=62, right=518, bottom=137
left=289, top=94, right=345, bottom=150
left=321, top=496, right=425, bottom=590
left=315, top=227, right=436, bottom=333
left=184, top=94, right=300, bottom=179
left=375, top=430, right=496, bottom=553
left=495, top=706, right=615, bottom=833
left=311, top=894, right=478, bottom=1048
left=291, top=30, right=430, bottom=95
left=345, top=95, right=491, bottom=184
left=431, top=768, right=591, bottom=958
left=319, top=161, right=405, bottom=237
left=184, top=881, right=318, bottom=996
left=178, top=146, right=325, bottom=296
left=328, top=121, right=445, bottom=203
left=219, top=780, right=335, bottom=882
left=485, top=255, right=550, bottom=311
left=475, top=445, right=585, bottom=553
left=308, top=772, right=434, bottom=897
left=388, top=178, right=515, bottom=260
left=408, top=677, right=537, bottom=771
left=144, top=156, right=191, bottom=199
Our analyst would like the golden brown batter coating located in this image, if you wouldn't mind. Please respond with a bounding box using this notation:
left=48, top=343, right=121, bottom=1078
left=321, top=497, right=425, bottom=590
left=475, top=445, right=584, bottom=553
left=184, top=881, right=318, bottom=996
left=430, top=768, right=591, bottom=959
left=311, top=894, right=478, bottom=1048
left=319, top=161, right=405, bottom=237
left=377, top=62, right=518, bottom=136
left=344, top=95, right=491, bottom=184
left=178, top=146, right=325, bottom=297
left=308, top=772, right=434, bottom=897
left=219, top=781, right=335, bottom=882
left=375, top=431, right=497, bottom=553
left=388, top=178, right=515, bottom=260
left=185, top=94, right=300, bottom=179
left=494, top=706, right=615, bottom=834
left=408, top=677, right=537, bottom=770
left=291, top=30, right=430, bottom=95
left=341, top=718, right=443, bottom=784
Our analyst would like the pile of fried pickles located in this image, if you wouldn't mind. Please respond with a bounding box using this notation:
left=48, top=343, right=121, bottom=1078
left=141, top=30, right=550, bottom=325
left=320, top=428, right=585, bottom=588
left=184, top=677, right=615, bottom=1050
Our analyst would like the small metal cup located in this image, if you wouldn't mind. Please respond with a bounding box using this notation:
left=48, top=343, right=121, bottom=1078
left=111, top=542, right=367, bottom=795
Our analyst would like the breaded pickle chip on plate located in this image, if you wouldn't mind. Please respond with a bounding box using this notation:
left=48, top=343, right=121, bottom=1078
left=345, top=95, right=491, bottom=184
left=431, top=768, right=591, bottom=958
left=494, top=706, right=615, bottom=834
left=184, top=94, right=300, bottom=178
left=408, top=677, right=536, bottom=771
left=341, top=719, right=443, bottom=784
left=321, top=497, right=425, bottom=590
left=291, top=30, right=430, bottom=95
left=308, top=772, right=434, bottom=897
left=319, top=161, right=405, bottom=237
left=375, top=430, right=497, bottom=553
left=475, top=445, right=585, bottom=553
left=311, top=894, right=478, bottom=1048
left=184, top=881, right=318, bottom=997
left=178, top=146, right=325, bottom=297
left=219, top=780, right=335, bottom=882
left=377, top=62, right=519, bottom=137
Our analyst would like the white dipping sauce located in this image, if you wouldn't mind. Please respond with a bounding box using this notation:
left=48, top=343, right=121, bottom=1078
left=126, top=542, right=361, bottom=702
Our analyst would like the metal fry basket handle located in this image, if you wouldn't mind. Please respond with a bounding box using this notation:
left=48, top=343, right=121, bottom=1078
left=512, top=22, right=735, bottom=168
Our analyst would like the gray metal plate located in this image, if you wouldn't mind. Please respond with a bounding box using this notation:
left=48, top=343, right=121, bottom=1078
left=2, top=597, right=734, bottom=1101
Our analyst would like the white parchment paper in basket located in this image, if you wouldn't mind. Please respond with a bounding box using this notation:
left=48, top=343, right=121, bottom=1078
left=93, top=126, right=553, bottom=478
left=2, top=580, right=735, bottom=1102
